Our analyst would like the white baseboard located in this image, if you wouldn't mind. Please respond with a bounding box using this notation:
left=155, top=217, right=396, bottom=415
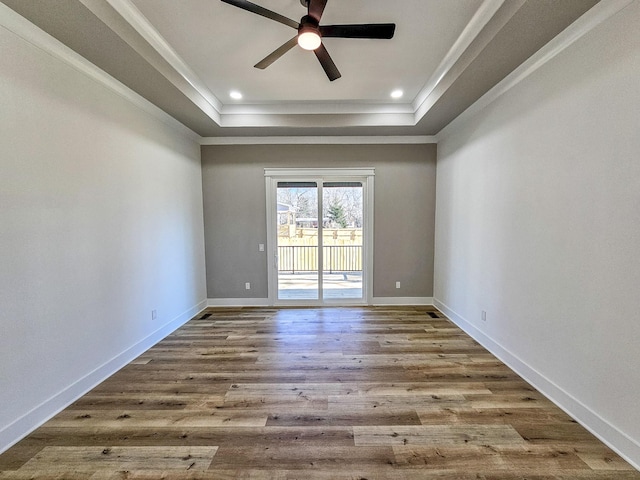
left=434, top=298, right=640, bottom=471
left=207, top=298, right=270, bottom=307
left=0, top=299, right=207, bottom=455
left=207, top=298, right=434, bottom=307
left=372, top=297, right=434, bottom=306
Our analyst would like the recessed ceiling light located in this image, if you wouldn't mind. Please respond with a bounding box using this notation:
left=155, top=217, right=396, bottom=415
left=391, top=89, right=404, bottom=99
left=230, top=91, right=243, bottom=100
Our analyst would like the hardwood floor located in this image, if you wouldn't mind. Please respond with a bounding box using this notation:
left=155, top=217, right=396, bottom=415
left=1, top=306, right=638, bottom=479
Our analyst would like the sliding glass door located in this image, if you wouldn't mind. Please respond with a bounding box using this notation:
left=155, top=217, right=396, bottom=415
left=321, top=182, right=363, bottom=301
left=266, top=169, right=374, bottom=305
left=276, top=181, right=320, bottom=300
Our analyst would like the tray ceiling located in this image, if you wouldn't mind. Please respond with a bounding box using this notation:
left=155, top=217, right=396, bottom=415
left=1, top=0, right=600, bottom=137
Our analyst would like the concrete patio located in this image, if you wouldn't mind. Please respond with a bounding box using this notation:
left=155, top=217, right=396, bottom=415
left=277, top=272, right=363, bottom=300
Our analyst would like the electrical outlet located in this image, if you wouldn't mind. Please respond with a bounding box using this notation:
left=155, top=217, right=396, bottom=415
left=259, top=244, right=265, bottom=252
left=481, top=310, right=487, bottom=322
left=151, top=309, right=157, bottom=320
left=245, top=282, right=251, bottom=290
left=396, top=281, right=401, bottom=289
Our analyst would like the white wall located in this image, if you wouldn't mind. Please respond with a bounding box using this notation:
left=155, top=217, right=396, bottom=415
left=435, top=0, right=640, bottom=467
left=0, top=11, right=207, bottom=451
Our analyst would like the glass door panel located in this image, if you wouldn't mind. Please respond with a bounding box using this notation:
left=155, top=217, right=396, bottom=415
left=276, top=182, right=319, bottom=301
left=322, top=182, right=363, bottom=301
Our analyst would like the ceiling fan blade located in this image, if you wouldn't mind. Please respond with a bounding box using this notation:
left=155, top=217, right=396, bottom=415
left=308, top=0, right=327, bottom=23
left=221, top=0, right=299, bottom=29
left=320, top=23, right=396, bottom=39
left=314, top=43, right=341, bottom=81
left=254, top=36, right=299, bottom=69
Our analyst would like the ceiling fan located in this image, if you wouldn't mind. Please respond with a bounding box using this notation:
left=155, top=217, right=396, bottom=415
left=220, top=0, right=396, bottom=81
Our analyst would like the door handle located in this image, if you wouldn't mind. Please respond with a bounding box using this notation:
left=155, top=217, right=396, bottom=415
left=274, top=253, right=279, bottom=269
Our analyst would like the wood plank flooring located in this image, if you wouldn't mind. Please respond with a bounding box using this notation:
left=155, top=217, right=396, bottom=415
left=1, top=306, right=638, bottom=479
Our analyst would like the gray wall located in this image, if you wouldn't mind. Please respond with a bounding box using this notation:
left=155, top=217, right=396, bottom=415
left=435, top=1, right=640, bottom=467
left=0, top=18, right=207, bottom=451
left=201, top=144, right=437, bottom=300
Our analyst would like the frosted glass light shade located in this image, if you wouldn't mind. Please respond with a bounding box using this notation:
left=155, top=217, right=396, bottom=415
left=298, top=31, right=321, bottom=50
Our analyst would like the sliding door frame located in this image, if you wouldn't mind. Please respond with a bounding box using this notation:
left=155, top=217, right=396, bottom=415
left=265, top=167, right=375, bottom=306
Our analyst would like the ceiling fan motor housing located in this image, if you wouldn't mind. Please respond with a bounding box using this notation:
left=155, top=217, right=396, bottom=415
left=299, top=15, right=320, bottom=34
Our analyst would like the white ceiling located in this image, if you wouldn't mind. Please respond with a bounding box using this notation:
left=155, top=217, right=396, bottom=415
left=1, top=0, right=601, bottom=137
left=130, top=0, right=482, bottom=104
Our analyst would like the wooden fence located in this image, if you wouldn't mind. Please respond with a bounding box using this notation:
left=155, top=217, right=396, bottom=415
left=278, top=245, right=362, bottom=273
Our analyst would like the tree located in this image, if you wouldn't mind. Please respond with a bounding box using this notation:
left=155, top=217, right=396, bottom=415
left=277, top=187, right=317, bottom=219
left=324, top=185, right=363, bottom=227
left=327, top=201, right=348, bottom=228
left=296, top=193, right=313, bottom=218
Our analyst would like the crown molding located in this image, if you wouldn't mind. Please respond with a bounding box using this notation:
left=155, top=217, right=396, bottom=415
left=437, top=0, right=635, bottom=140
left=221, top=102, right=415, bottom=116
left=100, top=0, right=223, bottom=115
left=412, top=0, right=505, bottom=115
left=0, top=2, right=199, bottom=142
left=200, top=136, right=437, bottom=145
left=218, top=112, right=417, bottom=128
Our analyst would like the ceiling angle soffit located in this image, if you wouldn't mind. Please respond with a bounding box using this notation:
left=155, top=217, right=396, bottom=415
left=80, top=0, right=222, bottom=123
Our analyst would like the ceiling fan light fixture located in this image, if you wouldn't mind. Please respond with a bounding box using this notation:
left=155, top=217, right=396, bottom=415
left=298, top=31, right=321, bottom=50
left=298, top=29, right=321, bottom=50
